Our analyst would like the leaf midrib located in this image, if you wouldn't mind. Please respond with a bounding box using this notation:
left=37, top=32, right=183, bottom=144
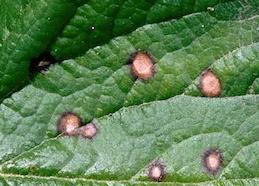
left=1, top=172, right=259, bottom=185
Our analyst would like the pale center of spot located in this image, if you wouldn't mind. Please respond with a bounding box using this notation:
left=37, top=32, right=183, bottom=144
left=206, top=153, right=220, bottom=171
left=150, top=166, right=162, bottom=179
left=132, top=52, right=154, bottom=80
left=80, top=123, right=97, bottom=139
left=200, top=70, right=221, bottom=97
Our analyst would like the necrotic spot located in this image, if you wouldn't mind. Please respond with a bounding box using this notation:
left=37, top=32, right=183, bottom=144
left=148, top=161, right=166, bottom=182
left=202, top=148, right=223, bottom=175
left=199, top=69, right=221, bottom=97
left=129, top=51, right=155, bottom=80
left=78, top=123, right=98, bottom=139
left=57, top=112, right=82, bottom=136
left=29, top=52, right=57, bottom=77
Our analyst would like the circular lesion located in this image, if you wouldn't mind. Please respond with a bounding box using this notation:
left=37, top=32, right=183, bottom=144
left=199, top=69, right=221, bottom=97
left=202, top=148, right=223, bottom=175
left=148, top=160, right=166, bottom=182
left=78, top=123, right=98, bottom=139
left=129, top=51, right=155, bottom=80
left=57, top=112, right=82, bottom=136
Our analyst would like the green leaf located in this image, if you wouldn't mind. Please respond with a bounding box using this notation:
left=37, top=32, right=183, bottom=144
left=1, top=176, right=259, bottom=186
left=1, top=0, right=258, bottom=97
left=184, top=43, right=259, bottom=96
left=248, top=78, right=259, bottom=94
left=1, top=95, right=259, bottom=185
left=0, top=0, right=258, bottom=166
left=0, top=0, right=259, bottom=185
left=50, top=0, right=233, bottom=60
left=0, top=0, right=80, bottom=98
left=0, top=0, right=236, bottom=99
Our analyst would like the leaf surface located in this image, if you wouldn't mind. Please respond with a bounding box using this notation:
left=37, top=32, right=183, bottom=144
left=0, top=0, right=258, bottom=167
left=0, top=0, right=80, bottom=98
left=50, top=0, right=233, bottom=60
left=0, top=0, right=259, bottom=185
left=1, top=95, right=259, bottom=185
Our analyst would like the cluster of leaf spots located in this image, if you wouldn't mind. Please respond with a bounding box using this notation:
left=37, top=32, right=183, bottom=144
left=57, top=112, right=97, bottom=139
left=148, top=148, right=224, bottom=182
left=0, top=0, right=259, bottom=185
left=57, top=109, right=224, bottom=182
left=0, top=0, right=236, bottom=98
left=55, top=99, right=225, bottom=183
left=0, top=0, right=258, bottom=165
left=1, top=95, right=259, bottom=185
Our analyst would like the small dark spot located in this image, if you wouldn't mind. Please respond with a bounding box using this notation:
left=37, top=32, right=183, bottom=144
left=57, top=112, right=82, bottom=136
left=202, top=148, right=223, bottom=175
left=199, top=69, right=221, bottom=97
left=129, top=51, right=155, bottom=80
left=78, top=123, right=98, bottom=139
left=30, top=52, right=57, bottom=76
left=148, top=161, right=166, bottom=182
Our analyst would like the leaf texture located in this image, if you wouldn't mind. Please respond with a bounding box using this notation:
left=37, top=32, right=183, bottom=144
left=1, top=95, right=259, bottom=185
left=0, top=0, right=81, bottom=98
left=0, top=0, right=258, bottom=185
left=50, top=0, right=233, bottom=60
left=0, top=0, right=258, bottom=167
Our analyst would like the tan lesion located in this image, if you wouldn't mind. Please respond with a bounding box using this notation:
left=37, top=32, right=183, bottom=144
left=131, top=52, right=155, bottom=80
left=202, top=149, right=223, bottom=175
left=199, top=69, right=221, bottom=97
left=148, top=161, right=166, bottom=182
left=206, top=153, right=221, bottom=171
left=57, top=112, right=82, bottom=136
left=78, top=123, right=98, bottom=139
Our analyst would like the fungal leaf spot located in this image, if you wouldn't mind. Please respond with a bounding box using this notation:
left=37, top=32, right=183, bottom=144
left=148, top=161, right=166, bottom=182
left=199, top=69, right=221, bottom=97
left=57, top=112, right=82, bottom=136
left=78, top=123, right=98, bottom=139
left=130, top=51, right=155, bottom=80
left=202, top=149, right=223, bottom=175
